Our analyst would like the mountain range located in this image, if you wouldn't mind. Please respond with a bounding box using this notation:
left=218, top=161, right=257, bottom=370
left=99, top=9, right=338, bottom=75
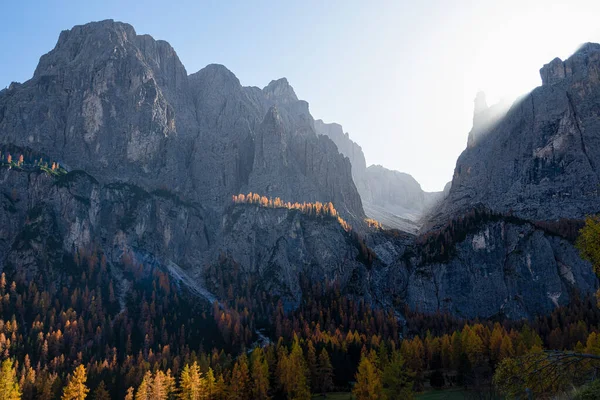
left=0, top=20, right=598, bottom=323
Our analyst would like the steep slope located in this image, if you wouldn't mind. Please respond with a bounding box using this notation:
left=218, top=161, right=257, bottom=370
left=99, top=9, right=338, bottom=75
left=361, top=165, right=445, bottom=222
left=1, top=161, right=593, bottom=320
left=313, top=119, right=367, bottom=179
left=0, top=162, right=374, bottom=312
left=428, top=43, right=600, bottom=228
left=0, top=20, right=364, bottom=221
left=403, top=213, right=595, bottom=319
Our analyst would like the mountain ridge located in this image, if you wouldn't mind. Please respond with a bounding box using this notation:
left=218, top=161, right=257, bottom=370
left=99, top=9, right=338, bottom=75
left=0, top=20, right=597, bottom=323
left=425, top=42, right=600, bottom=231
left=0, top=19, right=365, bottom=221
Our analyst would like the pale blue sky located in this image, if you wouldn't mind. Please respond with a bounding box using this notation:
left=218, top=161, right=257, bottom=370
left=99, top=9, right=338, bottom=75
left=2, top=0, right=600, bottom=191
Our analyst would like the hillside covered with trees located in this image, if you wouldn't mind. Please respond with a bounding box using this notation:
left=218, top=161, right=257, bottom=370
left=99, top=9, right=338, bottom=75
left=0, top=215, right=596, bottom=399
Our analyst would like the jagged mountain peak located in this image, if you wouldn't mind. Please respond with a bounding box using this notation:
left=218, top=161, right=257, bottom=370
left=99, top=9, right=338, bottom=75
left=189, top=63, right=243, bottom=98
left=56, top=19, right=137, bottom=42
left=263, top=77, right=298, bottom=104
left=191, top=63, right=240, bottom=84
left=33, top=19, right=189, bottom=103
left=539, top=42, right=600, bottom=86
left=36, top=20, right=137, bottom=76
left=0, top=19, right=365, bottom=221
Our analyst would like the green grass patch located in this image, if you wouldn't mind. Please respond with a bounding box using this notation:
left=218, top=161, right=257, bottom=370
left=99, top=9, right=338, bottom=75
left=310, top=388, right=479, bottom=400
left=415, top=388, right=473, bottom=399
left=312, top=393, right=354, bottom=400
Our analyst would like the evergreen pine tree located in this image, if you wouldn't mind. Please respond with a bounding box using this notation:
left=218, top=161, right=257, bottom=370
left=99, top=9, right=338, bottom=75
left=92, top=382, right=110, bottom=400
left=316, top=349, right=334, bottom=395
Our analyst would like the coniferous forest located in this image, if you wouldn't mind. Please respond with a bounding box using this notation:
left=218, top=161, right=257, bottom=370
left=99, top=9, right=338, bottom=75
left=0, top=187, right=599, bottom=399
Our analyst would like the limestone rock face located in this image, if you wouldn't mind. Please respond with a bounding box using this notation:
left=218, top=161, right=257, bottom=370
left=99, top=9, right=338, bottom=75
left=540, top=57, right=567, bottom=86
left=0, top=20, right=364, bottom=221
left=314, top=119, right=367, bottom=179
left=0, top=168, right=212, bottom=286
left=402, top=220, right=595, bottom=319
left=428, top=43, right=600, bottom=229
left=1, top=165, right=594, bottom=320
left=0, top=165, right=368, bottom=311
left=0, top=20, right=187, bottom=187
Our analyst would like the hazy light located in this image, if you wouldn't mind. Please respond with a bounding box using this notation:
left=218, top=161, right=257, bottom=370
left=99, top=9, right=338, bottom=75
left=309, top=0, right=600, bottom=192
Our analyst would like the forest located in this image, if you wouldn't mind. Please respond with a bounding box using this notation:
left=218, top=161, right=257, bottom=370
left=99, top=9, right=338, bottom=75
left=0, top=177, right=599, bottom=398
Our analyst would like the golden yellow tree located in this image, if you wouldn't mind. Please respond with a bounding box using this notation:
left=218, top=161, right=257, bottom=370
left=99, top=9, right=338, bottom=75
left=135, top=371, right=151, bottom=400
left=250, top=347, right=270, bottom=400
left=353, top=351, right=383, bottom=400
left=179, top=362, right=203, bottom=400
left=151, top=370, right=174, bottom=400
left=62, top=365, right=89, bottom=400
left=0, top=359, right=21, bottom=400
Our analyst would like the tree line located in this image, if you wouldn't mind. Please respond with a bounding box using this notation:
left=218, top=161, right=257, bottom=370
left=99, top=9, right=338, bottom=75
left=232, top=192, right=352, bottom=232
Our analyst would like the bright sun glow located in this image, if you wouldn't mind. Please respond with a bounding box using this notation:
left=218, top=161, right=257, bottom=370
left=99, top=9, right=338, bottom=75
left=345, top=0, right=600, bottom=192
left=471, top=2, right=600, bottom=105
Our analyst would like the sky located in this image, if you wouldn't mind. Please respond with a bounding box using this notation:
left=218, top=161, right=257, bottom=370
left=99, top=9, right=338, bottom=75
left=2, top=0, right=600, bottom=191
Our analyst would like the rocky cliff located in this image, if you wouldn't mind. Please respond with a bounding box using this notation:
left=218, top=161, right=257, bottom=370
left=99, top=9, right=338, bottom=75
left=4, top=162, right=589, bottom=320
left=0, top=20, right=364, bottom=221
left=428, top=44, right=600, bottom=229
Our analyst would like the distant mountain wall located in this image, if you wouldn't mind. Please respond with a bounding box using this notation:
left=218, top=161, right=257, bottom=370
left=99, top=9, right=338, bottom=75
left=314, top=119, right=447, bottom=231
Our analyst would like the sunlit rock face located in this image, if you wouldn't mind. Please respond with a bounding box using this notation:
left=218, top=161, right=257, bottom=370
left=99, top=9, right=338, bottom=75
left=427, top=43, right=600, bottom=229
